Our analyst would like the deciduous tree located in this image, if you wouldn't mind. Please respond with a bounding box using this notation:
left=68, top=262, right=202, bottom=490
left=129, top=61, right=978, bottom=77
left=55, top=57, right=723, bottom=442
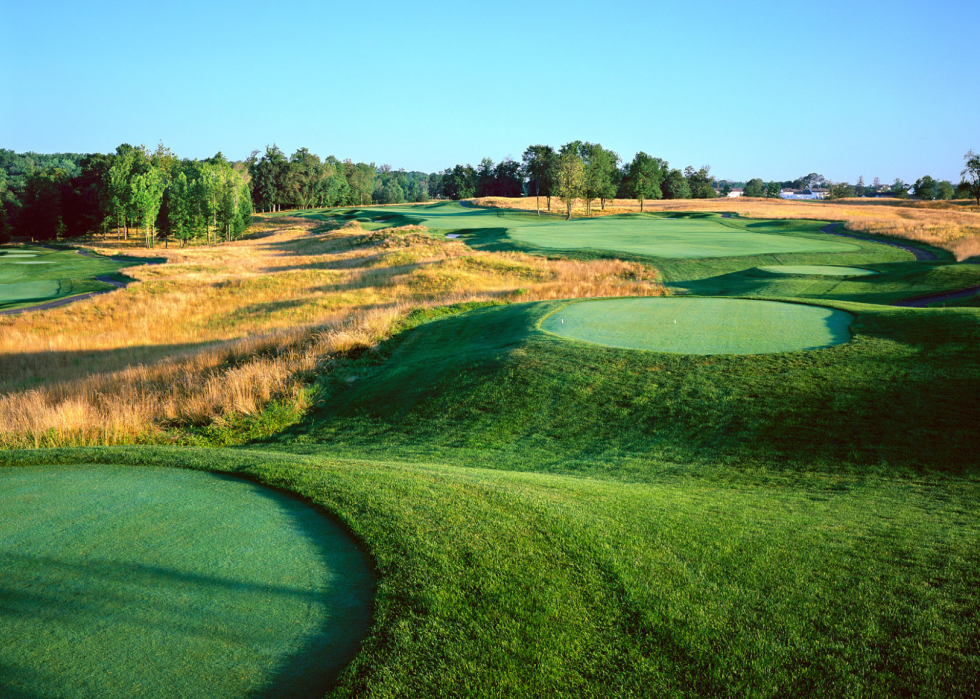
left=620, top=152, right=663, bottom=212
left=552, top=144, right=584, bottom=220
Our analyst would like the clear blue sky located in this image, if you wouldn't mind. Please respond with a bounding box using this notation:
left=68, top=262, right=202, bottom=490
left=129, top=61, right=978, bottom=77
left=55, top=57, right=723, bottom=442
left=3, top=0, right=978, bottom=183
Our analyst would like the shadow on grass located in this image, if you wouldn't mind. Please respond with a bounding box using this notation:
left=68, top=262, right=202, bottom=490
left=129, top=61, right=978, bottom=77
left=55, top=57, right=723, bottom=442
left=0, top=468, right=375, bottom=699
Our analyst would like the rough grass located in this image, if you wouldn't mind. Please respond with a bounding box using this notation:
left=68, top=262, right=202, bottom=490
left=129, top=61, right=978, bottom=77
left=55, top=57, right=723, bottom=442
left=0, top=217, right=664, bottom=448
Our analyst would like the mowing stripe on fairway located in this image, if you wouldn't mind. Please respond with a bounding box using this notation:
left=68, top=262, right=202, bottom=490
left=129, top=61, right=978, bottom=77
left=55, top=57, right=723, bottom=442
left=0, top=465, right=374, bottom=699
left=758, top=265, right=878, bottom=276
left=541, top=297, right=853, bottom=355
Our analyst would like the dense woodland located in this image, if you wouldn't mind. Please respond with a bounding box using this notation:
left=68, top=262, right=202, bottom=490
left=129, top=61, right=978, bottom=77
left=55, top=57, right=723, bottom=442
left=1, top=143, right=977, bottom=245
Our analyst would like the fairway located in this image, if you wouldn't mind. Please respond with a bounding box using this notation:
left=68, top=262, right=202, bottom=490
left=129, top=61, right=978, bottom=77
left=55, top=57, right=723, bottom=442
left=758, top=265, right=878, bottom=276
left=297, top=202, right=861, bottom=260
left=509, top=217, right=859, bottom=259
left=541, top=297, right=852, bottom=354
left=0, top=465, right=374, bottom=699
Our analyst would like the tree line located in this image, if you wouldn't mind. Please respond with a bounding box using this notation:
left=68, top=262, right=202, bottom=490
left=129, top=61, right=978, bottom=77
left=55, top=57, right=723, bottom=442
left=439, top=143, right=718, bottom=219
left=3, top=144, right=979, bottom=244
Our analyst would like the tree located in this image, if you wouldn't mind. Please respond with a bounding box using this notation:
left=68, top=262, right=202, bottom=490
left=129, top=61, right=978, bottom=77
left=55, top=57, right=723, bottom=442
left=685, top=165, right=717, bottom=199
left=743, top=178, right=765, bottom=198
left=578, top=142, right=615, bottom=216
left=936, top=180, right=955, bottom=201
left=620, top=152, right=663, bottom=212
left=522, top=145, right=555, bottom=214
left=441, top=164, right=476, bottom=200
left=892, top=178, right=909, bottom=198
left=129, top=166, right=165, bottom=248
left=856, top=175, right=866, bottom=197
left=913, top=175, right=938, bottom=201
left=552, top=144, right=584, bottom=220
left=872, top=176, right=881, bottom=190
left=169, top=171, right=194, bottom=247
left=765, top=181, right=781, bottom=198
left=961, top=149, right=980, bottom=205
left=20, top=167, right=69, bottom=240
left=661, top=168, right=691, bottom=199
left=828, top=182, right=856, bottom=200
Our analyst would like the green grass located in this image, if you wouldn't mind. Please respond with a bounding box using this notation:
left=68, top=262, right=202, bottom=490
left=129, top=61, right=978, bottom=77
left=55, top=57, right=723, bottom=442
left=757, top=265, right=879, bottom=276
left=267, top=299, right=980, bottom=477
left=7, top=208, right=980, bottom=697
left=1, top=447, right=976, bottom=699
left=0, top=463, right=373, bottom=699
left=539, top=297, right=853, bottom=355
left=0, top=245, right=158, bottom=310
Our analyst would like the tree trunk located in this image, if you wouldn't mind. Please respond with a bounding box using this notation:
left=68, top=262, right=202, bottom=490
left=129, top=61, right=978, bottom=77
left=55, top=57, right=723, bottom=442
left=535, top=181, right=540, bottom=216
left=566, top=199, right=572, bottom=221
left=640, top=197, right=644, bottom=213
left=547, top=195, right=552, bottom=211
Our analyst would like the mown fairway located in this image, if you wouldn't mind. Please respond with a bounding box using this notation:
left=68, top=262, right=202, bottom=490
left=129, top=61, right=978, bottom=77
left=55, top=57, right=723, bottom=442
left=0, top=246, right=152, bottom=311
left=757, top=264, right=879, bottom=276
left=3, top=205, right=979, bottom=698
left=540, top=297, right=853, bottom=354
left=0, top=464, right=373, bottom=699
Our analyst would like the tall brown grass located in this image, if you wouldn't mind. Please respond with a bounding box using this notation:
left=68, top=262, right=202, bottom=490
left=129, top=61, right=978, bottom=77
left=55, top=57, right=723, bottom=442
left=475, top=197, right=980, bottom=260
left=0, top=216, right=664, bottom=447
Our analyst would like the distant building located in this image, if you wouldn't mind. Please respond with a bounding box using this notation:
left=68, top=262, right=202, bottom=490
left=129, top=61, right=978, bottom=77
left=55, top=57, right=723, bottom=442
left=726, top=188, right=744, bottom=198
left=780, top=188, right=827, bottom=200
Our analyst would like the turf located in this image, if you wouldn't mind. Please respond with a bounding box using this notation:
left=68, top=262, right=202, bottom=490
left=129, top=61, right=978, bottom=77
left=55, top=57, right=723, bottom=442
left=2, top=447, right=977, bottom=699
left=0, top=464, right=374, bottom=699
left=0, top=245, right=157, bottom=310
left=540, top=297, right=852, bottom=355
left=757, top=265, right=878, bottom=276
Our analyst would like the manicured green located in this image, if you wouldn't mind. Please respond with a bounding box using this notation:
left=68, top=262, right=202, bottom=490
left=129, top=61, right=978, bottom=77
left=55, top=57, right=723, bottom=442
left=757, top=264, right=878, bottom=276
left=0, top=464, right=373, bottom=699
left=0, top=246, right=157, bottom=310
left=540, top=297, right=852, bottom=355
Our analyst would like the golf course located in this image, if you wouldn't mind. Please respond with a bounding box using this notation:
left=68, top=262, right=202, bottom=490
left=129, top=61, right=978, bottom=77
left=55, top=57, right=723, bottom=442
left=3, top=201, right=980, bottom=698
left=0, top=246, right=156, bottom=313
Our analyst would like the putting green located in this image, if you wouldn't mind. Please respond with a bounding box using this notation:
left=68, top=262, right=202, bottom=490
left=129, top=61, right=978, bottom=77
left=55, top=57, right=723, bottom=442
left=541, top=297, right=853, bottom=355
left=758, top=265, right=878, bottom=276
left=0, top=465, right=374, bottom=699
left=0, top=280, right=62, bottom=304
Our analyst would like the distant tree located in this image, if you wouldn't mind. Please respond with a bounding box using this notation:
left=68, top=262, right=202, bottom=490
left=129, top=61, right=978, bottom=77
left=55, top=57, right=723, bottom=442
left=598, top=147, right=621, bottom=211
left=476, top=158, right=497, bottom=197
left=913, top=175, right=938, bottom=200
left=20, top=167, right=69, bottom=240
left=129, top=166, right=165, bottom=248
left=552, top=144, right=584, bottom=220
left=961, top=149, right=980, bottom=205
left=168, top=171, right=194, bottom=247
left=577, top=142, right=608, bottom=216
left=765, top=181, right=781, bottom=198
left=743, top=178, right=765, bottom=197
left=856, top=175, right=866, bottom=197
left=872, top=176, right=881, bottom=190
left=620, top=152, right=663, bottom=212
left=936, top=180, right=955, bottom=201
left=828, top=182, right=856, bottom=200
left=495, top=158, right=524, bottom=198
left=522, top=145, right=555, bottom=213
left=661, top=168, right=691, bottom=199
left=685, top=165, right=717, bottom=199
left=892, top=178, right=909, bottom=198
left=719, top=182, right=732, bottom=197
left=441, top=164, right=476, bottom=200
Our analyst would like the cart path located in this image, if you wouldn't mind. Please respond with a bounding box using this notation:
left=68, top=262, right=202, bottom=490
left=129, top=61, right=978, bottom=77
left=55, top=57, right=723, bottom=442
left=818, top=223, right=980, bottom=306
left=819, top=223, right=938, bottom=261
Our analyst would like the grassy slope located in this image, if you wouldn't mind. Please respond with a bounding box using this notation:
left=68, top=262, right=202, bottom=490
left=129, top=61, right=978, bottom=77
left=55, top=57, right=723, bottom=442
left=0, top=245, right=149, bottom=310
left=267, top=300, right=980, bottom=477
left=1, top=447, right=976, bottom=699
